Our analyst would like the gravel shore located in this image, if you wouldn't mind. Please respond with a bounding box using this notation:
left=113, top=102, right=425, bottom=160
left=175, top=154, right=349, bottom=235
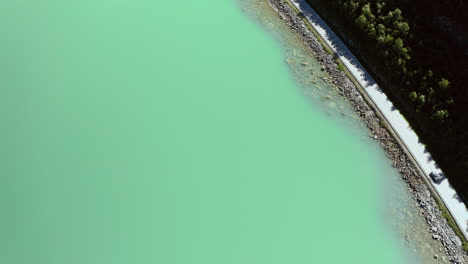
left=268, top=0, right=468, bottom=262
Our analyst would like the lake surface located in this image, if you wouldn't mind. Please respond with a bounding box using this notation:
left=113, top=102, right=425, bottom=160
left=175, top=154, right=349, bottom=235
left=0, top=0, right=448, bottom=263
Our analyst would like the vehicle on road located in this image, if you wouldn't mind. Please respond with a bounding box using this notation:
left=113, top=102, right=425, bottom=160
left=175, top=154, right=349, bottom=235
left=429, top=172, right=445, bottom=184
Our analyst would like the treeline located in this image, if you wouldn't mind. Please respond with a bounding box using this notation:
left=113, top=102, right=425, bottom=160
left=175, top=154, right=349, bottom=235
left=344, top=1, right=452, bottom=118
left=305, top=0, right=468, bottom=198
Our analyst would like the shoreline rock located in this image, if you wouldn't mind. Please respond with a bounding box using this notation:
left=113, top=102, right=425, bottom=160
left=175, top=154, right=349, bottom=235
left=268, top=0, right=467, bottom=262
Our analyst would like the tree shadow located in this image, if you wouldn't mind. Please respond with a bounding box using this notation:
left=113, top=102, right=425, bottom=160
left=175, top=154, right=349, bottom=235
left=453, top=193, right=463, bottom=203
left=295, top=0, right=376, bottom=86
left=427, top=155, right=434, bottom=162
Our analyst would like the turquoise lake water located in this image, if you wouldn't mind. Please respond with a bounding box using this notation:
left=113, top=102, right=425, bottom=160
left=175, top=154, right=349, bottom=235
left=0, top=0, right=449, bottom=263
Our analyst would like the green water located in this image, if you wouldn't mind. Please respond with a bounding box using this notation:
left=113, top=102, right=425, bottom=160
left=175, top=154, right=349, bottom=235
left=0, top=0, right=434, bottom=263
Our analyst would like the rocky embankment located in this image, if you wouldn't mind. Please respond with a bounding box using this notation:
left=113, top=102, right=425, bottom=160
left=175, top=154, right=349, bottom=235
left=268, top=0, right=467, bottom=262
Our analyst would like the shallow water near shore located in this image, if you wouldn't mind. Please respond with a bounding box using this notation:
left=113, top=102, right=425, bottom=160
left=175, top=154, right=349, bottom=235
left=240, top=1, right=451, bottom=263
left=0, top=0, right=448, bottom=263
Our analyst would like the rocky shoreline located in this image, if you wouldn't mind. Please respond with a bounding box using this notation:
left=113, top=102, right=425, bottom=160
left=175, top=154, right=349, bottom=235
left=268, top=0, right=467, bottom=262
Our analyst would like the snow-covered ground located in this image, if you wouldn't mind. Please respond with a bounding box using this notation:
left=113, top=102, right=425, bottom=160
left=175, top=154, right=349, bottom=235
left=288, top=0, right=468, bottom=240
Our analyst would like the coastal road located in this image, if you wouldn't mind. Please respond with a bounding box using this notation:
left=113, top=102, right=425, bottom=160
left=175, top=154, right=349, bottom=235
left=285, top=0, right=468, bottom=241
